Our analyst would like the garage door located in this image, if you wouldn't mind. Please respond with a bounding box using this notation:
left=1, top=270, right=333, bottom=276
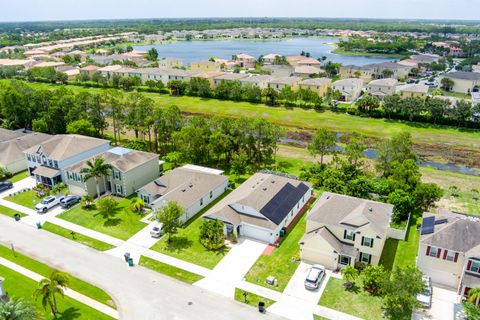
left=301, top=247, right=337, bottom=270
left=240, top=225, right=272, bottom=243
left=421, top=267, right=459, bottom=289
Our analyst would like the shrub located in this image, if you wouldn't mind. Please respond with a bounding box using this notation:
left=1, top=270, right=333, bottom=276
left=51, top=183, right=66, bottom=195
left=81, top=195, right=95, bottom=209
left=0, top=166, right=12, bottom=180
left=361, top=265, right=387, bottom=295
left=96, top=197, right=119, bottom=218
left=199, top=219, right=226, bottom=250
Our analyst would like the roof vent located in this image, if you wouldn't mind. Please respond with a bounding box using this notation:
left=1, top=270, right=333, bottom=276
left=189, top=182, right=193, bottom=188
left=368, top=208, right=373, bottom=212
left=271, top=180, right=275, bottom=184
left=326, top=195, right=330, bottom=199
left=181, top=188, right=186, bottom=192
left=263, top=187, right=267, bottom=191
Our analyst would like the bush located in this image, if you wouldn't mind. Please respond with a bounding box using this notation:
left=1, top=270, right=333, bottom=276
left=0, top=166, right=12, bottom=180
left=361, top=265, right=387, bottom=295
left=199, top=219, right=226, bottom=250
left=81, top=195, right=95, bottom=209
left=51, top=183, right=66, bottom=195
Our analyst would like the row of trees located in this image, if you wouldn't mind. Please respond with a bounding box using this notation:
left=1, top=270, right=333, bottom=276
left=338, top=35, right=417, bottom=55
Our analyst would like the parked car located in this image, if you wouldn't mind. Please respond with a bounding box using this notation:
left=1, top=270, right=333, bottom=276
left=425, top=81, right=438, bottom=88
left=0, top=181, right=13, bottom=192
left=60, top=195, right=82, bottom=209
left=416, top=275, right=432, bottom=308
left=150, top=223, right=164, bottom=238
left=35, top=194, right=65, bottom=213
left=406, top=79, right=415, bottom=84
left=304, top=264, right=325, bottom=290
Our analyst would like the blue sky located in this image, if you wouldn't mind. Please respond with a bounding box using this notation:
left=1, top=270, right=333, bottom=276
left=1, top=0, right=479, bottom=22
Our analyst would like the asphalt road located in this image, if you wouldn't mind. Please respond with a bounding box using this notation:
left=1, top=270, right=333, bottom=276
left=0, top=216, right=285, bottom=320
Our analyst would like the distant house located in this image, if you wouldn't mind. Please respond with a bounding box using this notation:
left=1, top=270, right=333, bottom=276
left=23, top=135, right=111, bottom=187
left=191, top=71, right=225, bottom=89
left=65, top=147, right=159, bottom=197
left=80, top=65, right=101, bottom=77
left=300, top=192, right=394, bottom=269
left=213, top=73, right=249, bottom=87
left=294, top=66, right=326, bottom=79
left=239, top=75, right=275, bottom=89
left=340, top=62, right=411, bottom=84
left=339, top=65, right=373, bottom=84
left=332, top=78, right=364, bottom=102
left=203, top=171, right=313, bottom=244
left=136, top=68, right=171, bottom=85
left=233, top=53, right=256, bottom=69
left=0, top=59, right=36, bottom=69
left=268, top=76, right=302, bottom=91
left=297, top=57, right=322, bottom=69
left=417, top=210, right=480, bottom=296
left=137, top=165, right=229, bottom=223
left=261, top=64, right=294, bottom=77
left=190, top=60, right=222, bottom=72
left=398, top=84, right=429, bottom=99
left=438, top=72, right=480, bottom=94
left=98, top=65, right=123, bottom=80
left=0, top=129, right=51, bottom=174
left=261, top=53, right=281, bottom=64
left=158, top=57, right=183, bottom=69
left=299, top=78, right=332, bottom=97
left=367, top=78, right=398, bottom=99
left=167, top=69, right=199, bottom=82
left=411, top=54, right=441, bottom=64
left=286, top=55, right=308, bottom=67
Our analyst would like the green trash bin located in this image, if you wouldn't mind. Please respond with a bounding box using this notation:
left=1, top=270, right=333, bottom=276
left=36, top=222, right=42, bottom=229
left=128, top=258, right=134, bottom=267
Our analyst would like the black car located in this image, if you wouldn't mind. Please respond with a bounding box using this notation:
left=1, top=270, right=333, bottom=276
left=0, top=181, right=13, bottom=192
left=59, top=195, right=82, bottom=209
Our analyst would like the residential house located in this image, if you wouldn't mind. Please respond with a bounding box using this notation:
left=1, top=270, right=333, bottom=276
left=55, top=66, right=80, bottom=80
left=294, top=66, right=326, bottom=79
left=339, top=65, right=374, bottom=84
left=367, top=78, right=398, bottom=99
left=203, top=171, right=313, bottom=244
left=65, top=147, right=159, bottom=197
left=286, top=55, right=308, bottom=67
left=137, top=165, right=229, bottom=223
left=80, top=65, right=101, bottom=77
left=190, top=60, right=222, bottom=72
left=0, top=129, right=51, bottom=174
left=0, top=59, right=36, bottom=69
left=213, top=73, right=249, bottom=87
left=398, top=84, right=429, bottom=99
left=233, top=53, right=256, bottom=69
left=167, top=69, right=199, bottom=82
left=268, top=76, right=302, bottom=91
left=23, top=135, right=111, bottom=187
left=298, top=78, right=332, bottom=97
left=411, top=54, right=441, bottom=64
left=332, top=78, right=364, bottom=102
left=261, top=65, right=294, bottom=77
left=262, top=53, right=281, bottom=64
left=396, top=59, right=420, bottom=68
left=158, top=58, right=183, bottom=69
left=297, top=57, right=322, bottom=69
left=191, top=71, right=225, bottom=89
left=239, top=75, right=275, bottom=89
left=300, top=192, right=393, bottom=269
left=417, top=210, right=480, bottom=296
left=98, top=65, right=123, bottom=80
left=438, top=72, right=480, bottom=94
left=136, top=68, right=171, bottom=85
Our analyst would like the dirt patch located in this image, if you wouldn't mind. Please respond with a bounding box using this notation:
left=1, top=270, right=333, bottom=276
left=415, top=144, right=480, bottom=167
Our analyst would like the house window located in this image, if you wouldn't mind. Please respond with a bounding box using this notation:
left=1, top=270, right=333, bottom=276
left=445, top=250, right=456, bottom=262
left=54, top=161, right=59, bottom=168
left=209, top=191, right=213, bottom=199
left=429, top=246, right=438, bottom=258
left=200, top=198, right=203, bottom=206
left=48, top=160, right=53, bottom=167
left=27, top=154, right=31, bottom=161
left=468, top=260, right=480, bottom=273
left=115, top=184, right=123, bottom=195
left=344, top=230, right=355, bottom=241
left=362, top=236, right=374, bottom=248
left=113, top=170, right=121, bottom=180
left=360, top=252, right=372, bottom=264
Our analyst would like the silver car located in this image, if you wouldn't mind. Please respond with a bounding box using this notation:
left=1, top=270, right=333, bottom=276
left=416, top=275, right=432, bottom=308
left=304, top=264, right=325, bottom=290
left=150, top=223, right=164, bottom=238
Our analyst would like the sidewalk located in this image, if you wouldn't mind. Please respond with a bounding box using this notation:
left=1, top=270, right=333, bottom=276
left=0, top=256, right=119, bottom=319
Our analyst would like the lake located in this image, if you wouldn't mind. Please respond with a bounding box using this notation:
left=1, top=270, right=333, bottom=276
left=133, top=37, right=397, bottom=66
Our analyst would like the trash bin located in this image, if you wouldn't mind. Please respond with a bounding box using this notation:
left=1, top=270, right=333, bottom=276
left=14, top=214, right=20, bottom=221
left=124, top=252, right=130, bottom=262
left=279, top=228, right=286, bottom=237
left=258, top=301, right=266, bottom=313
left=127, top=258, right=134, bottom=267
left=36, top=222, right=42, bottom=229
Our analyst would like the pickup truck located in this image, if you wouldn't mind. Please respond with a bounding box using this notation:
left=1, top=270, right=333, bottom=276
left=35, top=194, right=65, bottom=213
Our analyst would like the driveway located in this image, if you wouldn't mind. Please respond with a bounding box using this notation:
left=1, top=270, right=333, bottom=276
left=412, top=286, right=466, bottom=320
left=0, top=215, right=285, bottom=320
left=0, top=177, right=36, bottom=199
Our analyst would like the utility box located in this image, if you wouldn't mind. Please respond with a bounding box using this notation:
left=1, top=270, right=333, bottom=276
left=266, top=276, right=276, bottom=286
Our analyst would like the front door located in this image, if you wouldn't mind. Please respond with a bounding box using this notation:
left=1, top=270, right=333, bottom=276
left=339, top=255, right=351, bottom=268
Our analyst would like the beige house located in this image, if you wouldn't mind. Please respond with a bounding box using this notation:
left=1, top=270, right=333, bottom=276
left=340, top=62, right=411, bottom=84
left=80, top=65, right=101, bottom=77
left=398, top=84, right=429, bottom=99
left=239, top=75, right=275, bottom=89
left=299, top=78, right=332, bottom=97
left=438, top=72, right=480, bottom=94
left=332, top=78, right=364, bottom=102
left=268, top=76, right=302, bottom=91
left=294, top=66, right=326, bottom=79
left=300, top=192, right=393, bottom=270
left=261, top=53, right=281, bottom=64
left=191, top=71, right=225, bottom=89
left=190, top=60, right=222, bottom=72
left=158, top=58, right=183, bottom=69
left=213, top=73, right=249, bottom=87
left=65, top=147, right=159, bottom=197
left=340, top=65, right=373, bottom=84
left=367, top=78, right=398, bottom=99
left=417, top=210, right=480, bottom=297
left=204, top=171, right=313, bottom=244
left=137, top=165, right=229, bottom=223
left=261, top=65, right=294, bottom=77
left=297, top=58, right=322, bottom=69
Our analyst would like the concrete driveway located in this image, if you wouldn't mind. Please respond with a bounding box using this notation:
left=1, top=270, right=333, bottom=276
left=0, top=215, right=285, bottom=320
left=412, top=286, right=466, bottom=320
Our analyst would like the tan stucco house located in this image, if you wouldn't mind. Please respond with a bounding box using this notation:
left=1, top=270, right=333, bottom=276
left=438, top=72, right=480, bottom=94
left=332, top=78, right=364, bottom=102
left=300, top=192, right=393, bottom=270
left=367, top=78, right=398, bottom=99
left=299, top=78, right=332, bottom=97
left=398, top=84, right=429, bottom=99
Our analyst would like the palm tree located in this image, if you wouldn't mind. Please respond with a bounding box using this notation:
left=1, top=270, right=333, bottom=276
left=468, top=287, right=480, bottom=306
left=0, top=298, right=38, bottom=320
left=33, top=271, right=69, bottom=318
left=341, top=265, right=358, bottom=288
left=80, top=157, right=113, bottom=198
left=130, top=197, right=145, bottom=213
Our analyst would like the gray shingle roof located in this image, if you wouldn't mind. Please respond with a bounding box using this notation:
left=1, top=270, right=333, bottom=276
left=443, top=71, right=480, bottom=81
left=0, top=131, right=51, bottom=165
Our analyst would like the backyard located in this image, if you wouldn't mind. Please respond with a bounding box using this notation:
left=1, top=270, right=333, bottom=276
left=379, top=221, right=420, bottom=271
left=318, top=278, right=384, bottom=320
left=56, top=196, right=147, bottom=241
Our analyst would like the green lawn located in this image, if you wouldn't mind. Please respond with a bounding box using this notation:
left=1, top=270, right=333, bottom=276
left=244, top=197, right=317, bottom=292
left=332, top=47, right=407, bottom=58
left=318, top=278, right=383, bottom=320
left=429, top=88, right=471, bottom=100
left=7, top=170, right=29, bottom=182
left=234, top=288, right=276, bottom=309
left=150, top=191, right=232, bottom=269
left=0, top=244, right=115, bottom=308
left=5, top=190, right=40, bottom=209
left=0, top=205, right=26, bottom=218
left=57, top=197, right=147, bottom=241
left=42, top=222, right=115, bottom=251
left=313, top=315, right=329, bottom=320
left=138, top=256, right=203, bottom=284
left=380, top=221, right=419, bottom=271
left=0, top=264, right=114, bottom=320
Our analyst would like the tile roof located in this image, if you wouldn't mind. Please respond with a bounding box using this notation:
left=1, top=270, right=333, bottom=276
left=368, top=78, right=398, bottom=86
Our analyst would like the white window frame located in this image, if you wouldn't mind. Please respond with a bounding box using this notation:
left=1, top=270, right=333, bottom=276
left=446, top=251, right=456, bottom=262
left=362, top=237, right=373, bottom=247
left=470, top=261, right=480, bottom=273
left=345, top=230, right=355, bottom=241
left=429, top=246, right=438, bottom=258
left=360, top=252, right=371, bottom=264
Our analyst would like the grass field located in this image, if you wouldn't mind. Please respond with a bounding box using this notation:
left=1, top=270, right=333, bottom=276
left=42, top=222, right=115, bottom=251
left=139, top=256, right=204, bottom=284
left=5, top=190, right=40, bottom=209
left=0, top=204, right=26, bottom=218
left=0, top=244, right=115, bottom=308
left=0, top=264, right=114, bottom=320
left=234, top=288, right=276, bottom=309
left=332, top=47, right=407, bottom=58
left=57, top=197, right=147, bottom=241
left=318, top=278, right=383, bottom=320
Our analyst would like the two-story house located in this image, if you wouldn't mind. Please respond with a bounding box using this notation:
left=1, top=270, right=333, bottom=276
left=65, top=147, right=159, bottom=197
left=300, top=192, right=393, bottom=270
left=417, top=210, right=480, bottom=297
left=332, top=78, right=364, bottom=102
left=299, top=78, right=332, bottom=97
left=23, top=135, right=111, bottom=187
left=204, top=171, right=313, bottom=244
left=137, top=165, right=229, bottom=224
left=268, top=76, right=302, bottom=91
left=367, top=78, right=398, bottom=99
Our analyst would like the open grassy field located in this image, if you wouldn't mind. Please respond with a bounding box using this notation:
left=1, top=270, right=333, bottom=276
left=139, top=256, right=204, bottom=284
left=0, top=264, right=114, bottom=320
left=0, top=244, right=115, bottom=308
left=42, top=222, right=115, bottom=251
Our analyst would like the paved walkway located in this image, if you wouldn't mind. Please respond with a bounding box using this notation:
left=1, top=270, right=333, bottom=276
left=0, top=256, right=119, bottom=319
